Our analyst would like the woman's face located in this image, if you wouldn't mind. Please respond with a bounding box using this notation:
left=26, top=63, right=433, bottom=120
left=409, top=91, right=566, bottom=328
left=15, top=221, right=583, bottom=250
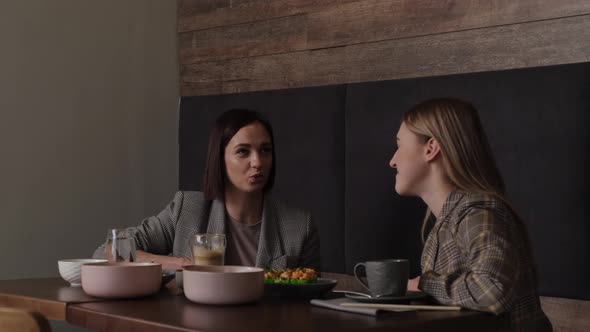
left=224, top=122, right=273, bottom=194
left=389, top=122, right=429, bottom=196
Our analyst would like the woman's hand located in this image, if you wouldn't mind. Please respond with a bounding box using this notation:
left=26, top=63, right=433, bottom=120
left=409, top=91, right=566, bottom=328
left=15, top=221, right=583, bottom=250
left=408, top=276, right=421, bottom=291
left=136, top=250, right=192, bottom=270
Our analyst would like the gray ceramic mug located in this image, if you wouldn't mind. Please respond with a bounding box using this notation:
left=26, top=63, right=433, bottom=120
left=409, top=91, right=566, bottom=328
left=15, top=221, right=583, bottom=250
left=354, top=259, right=409, bottom=297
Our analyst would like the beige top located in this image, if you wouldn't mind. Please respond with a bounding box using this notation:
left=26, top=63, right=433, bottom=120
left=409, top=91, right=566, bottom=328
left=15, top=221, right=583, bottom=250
left=224, top=213, right=261, bottom=267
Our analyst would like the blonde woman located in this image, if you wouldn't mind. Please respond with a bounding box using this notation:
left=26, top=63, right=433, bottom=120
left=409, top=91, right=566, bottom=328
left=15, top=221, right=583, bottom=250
left=389, top=98, right=551, bottom=331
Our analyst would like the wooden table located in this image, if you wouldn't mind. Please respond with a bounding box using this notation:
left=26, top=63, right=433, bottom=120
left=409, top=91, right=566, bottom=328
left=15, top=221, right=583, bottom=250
left=67, top=292, right=506, bottom=332
left=1, top=277, right=508, bottom=332
left=0, top=278, right=101, bottom=320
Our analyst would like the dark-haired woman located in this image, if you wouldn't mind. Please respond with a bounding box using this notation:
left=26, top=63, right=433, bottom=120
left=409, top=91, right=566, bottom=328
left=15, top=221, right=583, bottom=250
left=93, top=109, right=320, bottom=271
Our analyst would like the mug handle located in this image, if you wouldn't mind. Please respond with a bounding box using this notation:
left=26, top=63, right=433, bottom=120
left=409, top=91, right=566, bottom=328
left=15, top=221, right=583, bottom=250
left=353, top=263, right=371, bottom=292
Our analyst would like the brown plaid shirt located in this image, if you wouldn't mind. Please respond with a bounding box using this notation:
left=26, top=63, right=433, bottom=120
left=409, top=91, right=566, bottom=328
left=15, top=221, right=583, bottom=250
left=419, top=191, right=552, bottom=332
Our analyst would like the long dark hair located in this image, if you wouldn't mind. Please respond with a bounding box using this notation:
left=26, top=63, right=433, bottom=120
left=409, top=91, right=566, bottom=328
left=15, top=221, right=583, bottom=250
left=203, top=109, right=276, bottom=201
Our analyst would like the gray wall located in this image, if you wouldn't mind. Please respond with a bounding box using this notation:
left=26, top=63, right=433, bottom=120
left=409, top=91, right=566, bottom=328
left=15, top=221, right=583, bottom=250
left=0, top=1, right=178, bottom=330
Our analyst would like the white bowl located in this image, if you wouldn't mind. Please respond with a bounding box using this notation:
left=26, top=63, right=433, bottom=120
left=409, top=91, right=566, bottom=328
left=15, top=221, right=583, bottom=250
left=81, top=262, right=162, bottom=299
left=58, top=259, right=107, bottom=286
left=183, top=265, right=264, bottom=305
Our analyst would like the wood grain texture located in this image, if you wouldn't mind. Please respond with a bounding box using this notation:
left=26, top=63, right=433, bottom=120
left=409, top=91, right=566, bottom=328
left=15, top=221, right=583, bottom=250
left=181, top=15, right=590, bottom=96
left=0, top=308, right=51, bottom=332
left=177, top=0, right=230, bottom=17
left=0, top=278, right=104, bottom=320
left=0, top=295, right=66, bottom=321
left=541, top=296, right=590, bottom=332
left=67, top=292, right=506, bottom=332
left=181, top=51, right=305, bottom=96
left=179, top=14, right=307, bottom=64
left=304, top=14, right=590, bottom=86
left=178, top=0, right=361, bottom=32
left=177, top=0, right=590, bottom=63
left=307, top=0, right=590, bottom=49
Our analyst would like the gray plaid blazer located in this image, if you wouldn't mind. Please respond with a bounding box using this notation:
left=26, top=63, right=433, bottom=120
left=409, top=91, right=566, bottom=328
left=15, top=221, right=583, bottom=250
left=419, top=191, right=552, bottom=332
left=93, top=191, right=320, bottom=270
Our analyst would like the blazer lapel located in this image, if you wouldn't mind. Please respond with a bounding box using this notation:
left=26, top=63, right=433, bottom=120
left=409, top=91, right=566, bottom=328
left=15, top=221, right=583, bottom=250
left=421, top=220, right=442, bottom=272
left=255, top=196, right=284, bottom=268
left=421, top=191, right=464, bottom=272
left=206, top=198, right=226, bottom=235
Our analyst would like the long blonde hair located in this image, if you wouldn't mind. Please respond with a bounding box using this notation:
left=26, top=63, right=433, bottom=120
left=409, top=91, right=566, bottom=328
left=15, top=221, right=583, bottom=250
left=403, top=98, right=520, bottom=241
left=404, top=98, right=539, bottom=283
left=403, top=98, right=505, bottom=242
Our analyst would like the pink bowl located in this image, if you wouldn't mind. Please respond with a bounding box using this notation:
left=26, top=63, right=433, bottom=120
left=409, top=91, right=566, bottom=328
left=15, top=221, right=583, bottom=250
left=81, top=262, right=161, bottom=299
left=183, top=265, right=264, bottom=305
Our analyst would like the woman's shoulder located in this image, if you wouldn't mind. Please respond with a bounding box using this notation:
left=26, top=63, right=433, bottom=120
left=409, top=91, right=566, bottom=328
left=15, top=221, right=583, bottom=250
left=170, top=191, right=209, bottom=211
left=461, top=191, right=509, bottom=208
left=176, top=190, right=205, bottom=200
left=454, top=191, right=515, bottom=224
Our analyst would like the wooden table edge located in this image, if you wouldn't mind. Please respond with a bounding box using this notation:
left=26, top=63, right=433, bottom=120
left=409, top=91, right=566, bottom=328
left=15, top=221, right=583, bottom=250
left=67, top=303, right=197, bottom=332
left=0, top=293, right=66, bottom=320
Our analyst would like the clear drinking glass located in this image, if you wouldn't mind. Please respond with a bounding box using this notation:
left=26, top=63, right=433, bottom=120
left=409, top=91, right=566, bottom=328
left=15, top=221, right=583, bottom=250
left=105, top=228, right=137, bottom=263
left=191, top=233, right=226, bottom=266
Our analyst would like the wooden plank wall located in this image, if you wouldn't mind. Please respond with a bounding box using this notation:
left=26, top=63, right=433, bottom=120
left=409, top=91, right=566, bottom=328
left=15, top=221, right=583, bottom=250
left=178, top=0, right=590, bottom=96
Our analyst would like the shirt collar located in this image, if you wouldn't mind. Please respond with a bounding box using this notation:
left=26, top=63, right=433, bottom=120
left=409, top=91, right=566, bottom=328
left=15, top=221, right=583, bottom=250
left=437, top=190, right=465, bottom=223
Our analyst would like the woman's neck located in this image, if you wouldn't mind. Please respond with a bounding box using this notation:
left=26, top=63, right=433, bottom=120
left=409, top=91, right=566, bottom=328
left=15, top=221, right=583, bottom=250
left=224, top=188, right=264, bottom=225
left=421, top=189, right=452, bottom=219
left=420, top=172, right=456, bottom=218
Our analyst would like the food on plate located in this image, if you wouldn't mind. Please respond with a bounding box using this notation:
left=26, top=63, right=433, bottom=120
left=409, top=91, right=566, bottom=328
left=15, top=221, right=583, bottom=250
left=264, top=268, right=318, bottom=284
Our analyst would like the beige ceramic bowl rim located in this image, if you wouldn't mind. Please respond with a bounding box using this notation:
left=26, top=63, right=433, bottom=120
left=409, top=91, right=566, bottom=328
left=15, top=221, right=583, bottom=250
left=82, top=262, right=161, bottom=268
left=58, top=259, right=107, bottom=263
left=183, top=265, right=263, bottom=274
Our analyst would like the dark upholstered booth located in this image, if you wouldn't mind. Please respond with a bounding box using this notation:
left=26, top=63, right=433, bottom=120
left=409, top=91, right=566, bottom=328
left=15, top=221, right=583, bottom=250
left=179, top=86, right=347, bottom=273
left=179, top=62, right=590, bottom=301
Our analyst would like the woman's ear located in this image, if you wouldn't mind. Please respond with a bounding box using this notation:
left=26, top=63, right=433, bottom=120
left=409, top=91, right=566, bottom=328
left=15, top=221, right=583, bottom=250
left=424, top=137, right=441, bottom=162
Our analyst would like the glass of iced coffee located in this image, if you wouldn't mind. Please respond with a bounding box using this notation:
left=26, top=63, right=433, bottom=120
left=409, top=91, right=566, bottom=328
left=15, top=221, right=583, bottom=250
left=191, top=233, right=226, bottom=266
